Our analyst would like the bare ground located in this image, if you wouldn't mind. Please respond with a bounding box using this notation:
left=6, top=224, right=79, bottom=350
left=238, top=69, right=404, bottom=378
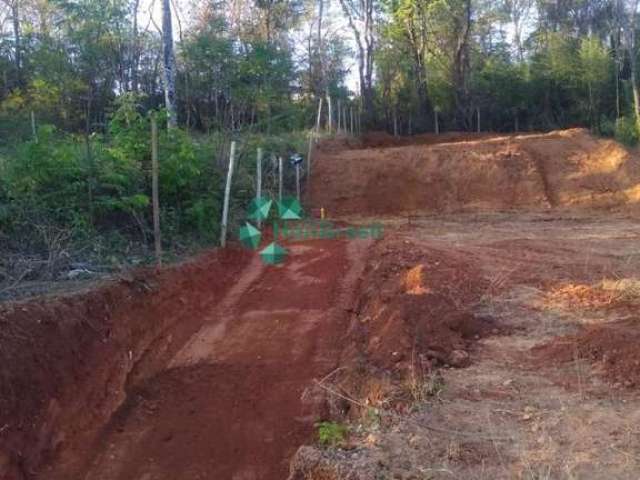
left=2, top=130, right=640, bottom=480
left=289, top=212, right=640, bottom=479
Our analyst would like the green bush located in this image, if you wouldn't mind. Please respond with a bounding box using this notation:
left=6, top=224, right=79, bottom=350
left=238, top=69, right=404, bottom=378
left=315, top=421, right=348, bottom=447
left=614, top=117, right=640, bottom=146
left=0, top=96, right=313, bottom=269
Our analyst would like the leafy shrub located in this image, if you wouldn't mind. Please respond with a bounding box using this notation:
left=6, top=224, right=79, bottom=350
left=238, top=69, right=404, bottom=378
left=315, top=421, right=348, bottom=447
left=0, top=92, right=312, bottom=274
left=614, top=117, right=640, bottom=146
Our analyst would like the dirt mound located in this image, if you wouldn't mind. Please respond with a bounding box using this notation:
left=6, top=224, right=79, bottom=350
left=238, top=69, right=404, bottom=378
left=78, top=237, right=371, bottom=480
left=0, top=248, right=252, bottom=479
left=317, top=131, right=508, bottom=155
left=534, top=318, right=640, bottom=389
left=532, top=277, right=640, bottom=389
left=0, top=234, right=374, bottom=480
left=309, top=129, right=640, bottom=217
left=302, top=234, right=495, bottom=429
left=349, top=237, right=493, bottom=373
left=287, top=236, right=496, bottom=480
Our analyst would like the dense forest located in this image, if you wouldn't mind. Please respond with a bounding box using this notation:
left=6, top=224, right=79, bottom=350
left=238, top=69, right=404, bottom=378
left=1, top=0, right=640, bottom=289
left=3, top=0, right=640, bottom=135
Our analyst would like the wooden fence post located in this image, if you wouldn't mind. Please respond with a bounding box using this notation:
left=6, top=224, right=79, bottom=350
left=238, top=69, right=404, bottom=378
left=296, top=163, right=301, bottom=202
left=256, top=147, right=263, bottom=228
left=326, top=93, right=333, bottom=132
left=315, top=97, right=323, bottom=135
left=151, top=114, right=162, bottom=266
left=307, top=131, right=314, bottom=185
left=220, top=141, right=236, bottom=247
left=350, top=107, right=354, bottom=136
left=477, top=107, right=481, bottom=133
left=278, top=156, right=283, bottom=202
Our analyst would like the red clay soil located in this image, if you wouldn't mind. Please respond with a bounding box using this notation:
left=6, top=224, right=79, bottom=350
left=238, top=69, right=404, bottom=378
left=6, top=128, right=640, bottom=480
left=309, top=129, right=640, bottom=217
left=359, top=131, right=502, bottom=149
left=347, top=237, right=493, bottom=375
left=533, top=318, right=640, bottom=389
left=0, top=225, right=496, bottom=480
left=0, top=235, right=372, bottom=480
left=0, top=247, right=252, bottom=479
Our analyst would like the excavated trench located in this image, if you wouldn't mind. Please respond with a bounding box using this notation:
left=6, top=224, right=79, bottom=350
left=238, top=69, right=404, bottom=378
left=0, top=238, right=374, bottom=479
left=0, top=232, right=495, bottom=480
left=2, top=129, right=640, bottom=480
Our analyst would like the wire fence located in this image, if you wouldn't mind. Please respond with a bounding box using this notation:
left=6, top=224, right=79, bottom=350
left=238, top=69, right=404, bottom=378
left=0, top=97, right=362, bottom=274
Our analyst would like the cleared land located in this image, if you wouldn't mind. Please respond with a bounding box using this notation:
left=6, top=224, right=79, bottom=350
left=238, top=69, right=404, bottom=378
left=1, top=129, right=639, bottom=480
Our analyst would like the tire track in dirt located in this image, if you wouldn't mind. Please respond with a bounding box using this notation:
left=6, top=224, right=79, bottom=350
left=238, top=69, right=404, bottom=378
left=78, top=237, right=372, bottom=480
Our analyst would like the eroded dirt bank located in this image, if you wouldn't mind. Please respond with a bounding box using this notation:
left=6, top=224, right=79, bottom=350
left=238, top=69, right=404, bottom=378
left=1, top=236, right=374, bottom=480
left=0, top=248, right=253, bottom=478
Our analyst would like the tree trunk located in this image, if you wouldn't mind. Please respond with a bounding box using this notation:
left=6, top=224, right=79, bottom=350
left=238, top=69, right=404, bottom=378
left=616, top=57, right=620, bottom=119
left=339, top=0, right=375, bottom=126
left=632, top=18, right=640, bottom=125
left=632, top=65, right=640, bottom=125
left=453, top=0, right=472, bottom=129
left=316, top=0, right=327, bottom=94
left=132, top=0, right=140, bottom=92
left=326, top=92, right=333, bottom=131
left=161, top=0, right=177, bottom=128
left=11, top=0, right=22, bottom=85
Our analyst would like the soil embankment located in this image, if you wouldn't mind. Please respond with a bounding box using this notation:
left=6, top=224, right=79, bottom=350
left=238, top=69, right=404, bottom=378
left=0, top=239, right=370, bottom=479
left=309, top=129, right=640, bottom=216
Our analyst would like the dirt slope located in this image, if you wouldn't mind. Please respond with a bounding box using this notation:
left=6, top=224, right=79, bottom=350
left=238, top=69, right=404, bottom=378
left=0, top=236, right=372, bottom=480
left=309, top=129, right=640, bottom=216
left=79, top=238, right=371, bottom=480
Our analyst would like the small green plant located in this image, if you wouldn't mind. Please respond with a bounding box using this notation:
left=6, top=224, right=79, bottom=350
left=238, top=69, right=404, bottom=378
left=315, top=421, right=348, bottom=447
